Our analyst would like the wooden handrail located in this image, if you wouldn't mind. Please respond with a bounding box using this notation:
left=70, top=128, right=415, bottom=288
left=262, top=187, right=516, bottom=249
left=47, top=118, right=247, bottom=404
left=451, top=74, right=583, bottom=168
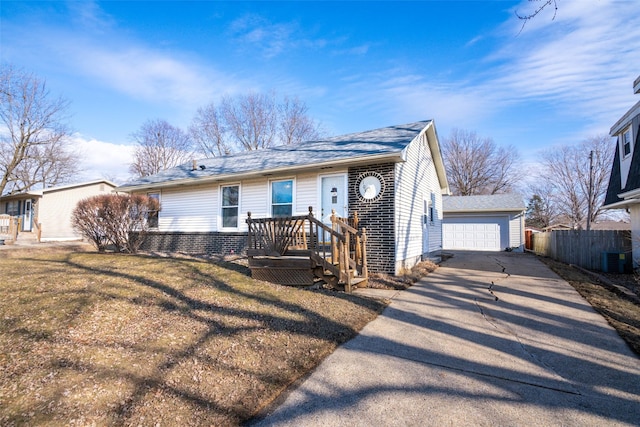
left=246, top=207, right=368, bottom=291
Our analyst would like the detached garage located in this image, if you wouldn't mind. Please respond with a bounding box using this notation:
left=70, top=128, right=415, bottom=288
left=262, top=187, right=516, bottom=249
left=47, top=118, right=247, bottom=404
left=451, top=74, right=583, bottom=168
left=442, top=194, right=526, bottom=252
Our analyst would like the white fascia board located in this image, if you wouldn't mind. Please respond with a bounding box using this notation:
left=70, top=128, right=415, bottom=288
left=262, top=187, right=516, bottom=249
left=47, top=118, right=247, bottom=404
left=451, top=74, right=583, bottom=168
left=602, top=199, right=639, bottom=209
left=619, top=187, right=640, bottom=200
left=116, top=152, right=404, bottom=193
left=424, top=121, right=450, bottom=195
left=610, top=100, right=640, bottom=135
left=443, top=208, right=525, bottom=214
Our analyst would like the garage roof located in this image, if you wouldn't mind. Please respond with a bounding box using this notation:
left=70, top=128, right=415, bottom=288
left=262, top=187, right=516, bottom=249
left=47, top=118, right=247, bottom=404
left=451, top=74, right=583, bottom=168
left=443, top=194, right=525, bottom=213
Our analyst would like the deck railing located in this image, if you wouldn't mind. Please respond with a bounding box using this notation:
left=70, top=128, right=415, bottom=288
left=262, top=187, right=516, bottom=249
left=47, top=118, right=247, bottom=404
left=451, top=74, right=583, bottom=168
left=246, top=207, right=367, bottom=291
left=0, top=214, right=20, bottom=242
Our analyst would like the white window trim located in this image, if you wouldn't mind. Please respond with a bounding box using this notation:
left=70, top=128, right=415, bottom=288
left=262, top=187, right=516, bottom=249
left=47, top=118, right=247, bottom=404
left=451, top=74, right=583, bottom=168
left=269, top=178, right=295, bottom=217
left=622, top=125, right=633, bottom=158
left=219, top=183, right=241, bottom=230
left=147, top=192, right=161, bottom=229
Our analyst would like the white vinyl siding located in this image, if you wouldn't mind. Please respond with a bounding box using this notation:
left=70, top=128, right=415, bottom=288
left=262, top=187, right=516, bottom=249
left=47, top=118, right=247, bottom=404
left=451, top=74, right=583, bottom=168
left=39, top=181, right=115, bottom=241
left=394, top=128, right=443, bottom=272
left=509, top=212, right=525, bottom=249
left=242, top=179, right=268, bottom=225
left=296, top=173, right=319, bottom=215
left=157, top=185, right=218, bottom=232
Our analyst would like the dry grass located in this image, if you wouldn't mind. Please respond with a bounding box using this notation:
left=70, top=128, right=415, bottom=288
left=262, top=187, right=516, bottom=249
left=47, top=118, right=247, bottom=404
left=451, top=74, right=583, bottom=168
left=367, top=259, right=439, bottom=290
left=539, top=257, right=640, bottom=356
left=0, top=247, right=386, bottom=426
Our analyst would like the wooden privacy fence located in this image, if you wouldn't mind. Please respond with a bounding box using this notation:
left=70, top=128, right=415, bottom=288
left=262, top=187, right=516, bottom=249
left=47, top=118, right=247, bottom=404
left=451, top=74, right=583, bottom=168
left=530, top=230, right=631, bottom=271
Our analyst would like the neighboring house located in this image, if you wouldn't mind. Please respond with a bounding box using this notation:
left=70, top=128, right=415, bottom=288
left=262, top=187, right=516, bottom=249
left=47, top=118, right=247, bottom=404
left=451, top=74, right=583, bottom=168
left=442, top=193, right=526, bottom=252
left=0, top=180, right=117, bottom=242
left=603, top=75, right=640, bottom=267
left=116, top=120, right=450, bottom=275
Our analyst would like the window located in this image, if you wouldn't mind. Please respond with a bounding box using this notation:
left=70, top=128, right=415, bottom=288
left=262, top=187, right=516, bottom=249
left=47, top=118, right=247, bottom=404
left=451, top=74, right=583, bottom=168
left=147, top=193, right=160, bottom=228
left=221, top=185, right=239, bottom=228
left=622, top=126, right=632, bottom=157
left=6, top=201, right=19, bottom=216
left=271, top=180, right=293, bottom=217
left=429, top=193, right=436, bottom=224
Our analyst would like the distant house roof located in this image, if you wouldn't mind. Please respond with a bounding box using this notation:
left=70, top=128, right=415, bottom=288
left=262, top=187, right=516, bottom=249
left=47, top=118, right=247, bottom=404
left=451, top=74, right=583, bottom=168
left=443, top=194, right=526, bottom=213
left=0, top=180, right=116, bottom=200
left=118, top=121, right=448, bottom=192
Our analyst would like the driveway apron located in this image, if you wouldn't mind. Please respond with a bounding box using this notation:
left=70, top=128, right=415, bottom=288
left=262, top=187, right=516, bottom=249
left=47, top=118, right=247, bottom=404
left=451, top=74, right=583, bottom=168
left=252, top=251, right=640, bottom=426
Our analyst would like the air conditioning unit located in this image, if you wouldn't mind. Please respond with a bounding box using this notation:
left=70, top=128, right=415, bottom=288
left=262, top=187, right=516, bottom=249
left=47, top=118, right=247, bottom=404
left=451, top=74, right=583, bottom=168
left=601, top=252, right=632, bottom=273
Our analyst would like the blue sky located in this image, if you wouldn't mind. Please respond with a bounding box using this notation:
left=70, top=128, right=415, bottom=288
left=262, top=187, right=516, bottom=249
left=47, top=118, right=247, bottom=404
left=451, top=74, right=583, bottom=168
left=1, top=0, right=639, bottom=183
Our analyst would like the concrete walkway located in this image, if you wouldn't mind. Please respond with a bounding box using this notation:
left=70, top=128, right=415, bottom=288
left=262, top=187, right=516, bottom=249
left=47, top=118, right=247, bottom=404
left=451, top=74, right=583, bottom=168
left=252, top=251, right=640, bottom=426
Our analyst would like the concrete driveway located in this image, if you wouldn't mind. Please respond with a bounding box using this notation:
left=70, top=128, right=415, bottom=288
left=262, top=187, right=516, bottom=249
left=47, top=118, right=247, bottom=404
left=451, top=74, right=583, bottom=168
left=251, top=251, right=640, bottom=426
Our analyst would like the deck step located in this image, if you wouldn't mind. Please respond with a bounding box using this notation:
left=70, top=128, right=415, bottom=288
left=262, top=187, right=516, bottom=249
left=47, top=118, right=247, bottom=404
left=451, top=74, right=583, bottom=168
left=351, top=277, right=368, bottom=288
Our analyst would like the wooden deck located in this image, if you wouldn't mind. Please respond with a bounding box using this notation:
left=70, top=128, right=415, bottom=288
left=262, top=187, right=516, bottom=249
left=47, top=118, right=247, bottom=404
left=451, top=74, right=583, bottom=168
left=246, top=207, right=368, bottom=292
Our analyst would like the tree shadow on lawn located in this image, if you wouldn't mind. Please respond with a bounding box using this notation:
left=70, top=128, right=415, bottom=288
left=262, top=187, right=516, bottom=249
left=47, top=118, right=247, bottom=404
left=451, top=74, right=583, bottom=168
left=1, top=251, right=385, bottom=426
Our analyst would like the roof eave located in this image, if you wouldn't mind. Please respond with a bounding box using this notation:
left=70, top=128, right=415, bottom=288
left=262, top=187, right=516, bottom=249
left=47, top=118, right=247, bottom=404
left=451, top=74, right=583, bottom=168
left=610, top=100, right=640, bottom=135
left=444, top=208, right=525, bottom=214
left=116, top=152, right=404, bottom=192
left=424, top=121, right=450, bottom=195
left=602, top=199, right=638, bottom=210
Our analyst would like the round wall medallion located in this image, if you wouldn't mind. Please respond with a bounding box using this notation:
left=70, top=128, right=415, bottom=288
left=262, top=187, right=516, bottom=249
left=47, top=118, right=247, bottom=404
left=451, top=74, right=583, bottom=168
left=356, top=172, right=385, bottom=202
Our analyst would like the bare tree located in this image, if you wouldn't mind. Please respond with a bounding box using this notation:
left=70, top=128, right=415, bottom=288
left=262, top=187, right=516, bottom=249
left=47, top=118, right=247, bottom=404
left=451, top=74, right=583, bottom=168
left=442, top=128, right=521, bottom=196
left=0, top=64, right=78, bottom=195
left=189, top=103, right=230, bottom=157
left=129, top=119, right=194, bottom=178
left=190, top=92, right=324, bottom=155
left=278, top=96, right=323, bottom=145
left=12, top=137, right=78, bottom=190
left=221, top=92, right=278, bottom=151
left=537, top=134, right=614, bottom=229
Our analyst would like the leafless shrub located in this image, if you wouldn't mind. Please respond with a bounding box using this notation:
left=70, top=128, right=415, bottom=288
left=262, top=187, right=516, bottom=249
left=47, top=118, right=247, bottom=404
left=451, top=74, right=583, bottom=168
left=72, top=194, right=160, bottom=253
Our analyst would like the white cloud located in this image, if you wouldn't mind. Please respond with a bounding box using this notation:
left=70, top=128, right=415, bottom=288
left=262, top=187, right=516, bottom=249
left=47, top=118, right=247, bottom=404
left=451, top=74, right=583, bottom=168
left=71, top=135, right=134, bottom=184
left=487, top=0, right=640, bottom=117
left=337, top=0, right=639, bottom=150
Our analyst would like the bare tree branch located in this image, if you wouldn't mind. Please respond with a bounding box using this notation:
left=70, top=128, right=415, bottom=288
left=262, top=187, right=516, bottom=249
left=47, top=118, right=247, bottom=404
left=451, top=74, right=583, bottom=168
left=221, top=92, right=278, bottom=151
left=515, top=0, right=558, bottom=34
left=0, top=64, right=77, bottom=195
left=442, top=128, right=521, bottom=196
left=189, top=92, right=324, bottom=156
left=536, top=134, right=615, bottom=228
left=278, top=96, right=323, bottom=145
left=129, top=119, right=194, bottom=178
left=189, top=103, right=230, bottom=157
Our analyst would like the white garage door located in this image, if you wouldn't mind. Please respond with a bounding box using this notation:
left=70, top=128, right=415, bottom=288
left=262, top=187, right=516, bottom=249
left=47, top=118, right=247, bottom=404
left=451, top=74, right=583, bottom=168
left=442, top=217, right=507, bottom=251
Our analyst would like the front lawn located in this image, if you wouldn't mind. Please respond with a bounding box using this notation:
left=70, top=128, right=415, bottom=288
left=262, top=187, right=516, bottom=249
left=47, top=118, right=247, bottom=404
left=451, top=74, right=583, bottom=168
left=0, top=247, right=386, bottom=426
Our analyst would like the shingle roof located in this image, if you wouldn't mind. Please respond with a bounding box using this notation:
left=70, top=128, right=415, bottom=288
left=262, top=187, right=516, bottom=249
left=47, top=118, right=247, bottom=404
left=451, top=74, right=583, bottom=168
left=118, top=121, right=432, bottom=191
left=443, top=194, right=525, bottom=213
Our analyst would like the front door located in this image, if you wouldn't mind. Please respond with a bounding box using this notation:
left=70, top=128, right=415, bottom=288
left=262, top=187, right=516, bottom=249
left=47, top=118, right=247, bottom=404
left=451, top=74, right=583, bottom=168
left=321, top=175, right=347, bottom=225
left=22, top=199, right=32, bottom=232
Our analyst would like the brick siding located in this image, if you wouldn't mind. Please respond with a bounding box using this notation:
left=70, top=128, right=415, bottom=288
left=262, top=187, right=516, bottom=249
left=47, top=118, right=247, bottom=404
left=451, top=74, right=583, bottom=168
left=140, top=232, right=247, bottom=255
left=348, top=163, right=396, bottom=274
